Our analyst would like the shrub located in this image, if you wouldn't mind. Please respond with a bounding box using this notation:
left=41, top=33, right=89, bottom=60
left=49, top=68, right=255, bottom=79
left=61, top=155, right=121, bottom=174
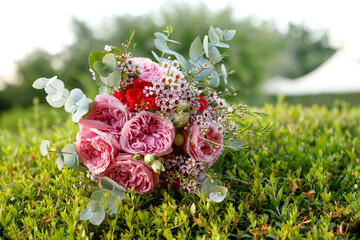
left=1, top=101, right=360, bottom=239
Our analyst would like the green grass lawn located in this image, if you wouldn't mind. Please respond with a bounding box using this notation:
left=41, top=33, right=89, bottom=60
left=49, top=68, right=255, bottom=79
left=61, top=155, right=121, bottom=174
left=1, top=101, right=360, bottom=239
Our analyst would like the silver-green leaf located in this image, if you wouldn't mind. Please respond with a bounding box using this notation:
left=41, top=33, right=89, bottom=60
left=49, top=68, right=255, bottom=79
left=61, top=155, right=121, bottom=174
left=211, top=71, right=220, bottom=88
left=209, top=185, right=228, bottom=202
left=223, top=29, right=236, bottom=41
left=62, top=143, right=78, bottom=168
left=189, top=36, right=203, bottom=60
left=40, top=140, right=50, bottom=159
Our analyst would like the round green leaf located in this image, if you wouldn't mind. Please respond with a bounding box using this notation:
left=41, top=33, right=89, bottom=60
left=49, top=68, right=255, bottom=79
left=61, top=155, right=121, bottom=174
left=209, top=185, right=228, bottom=202
left=87, top=200, right=100, bottom=212
left=99, top=68, right=121, bottom=87
left=89, top=51, right=106, bottom=73
left=201, top=177, right=218, bottom=196
left=93, top=61, right=109, bottom=77
left=102, top=53, right=116, bottom=73
left=62, top=143, right=78, bottom=168
left=100, top=177, right=127, bottom=193
left=89, top=207, right=106, bottom=225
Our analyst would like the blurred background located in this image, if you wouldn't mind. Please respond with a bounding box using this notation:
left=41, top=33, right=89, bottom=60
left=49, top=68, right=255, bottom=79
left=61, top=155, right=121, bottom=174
left=1, top=0, right=360, bottom=130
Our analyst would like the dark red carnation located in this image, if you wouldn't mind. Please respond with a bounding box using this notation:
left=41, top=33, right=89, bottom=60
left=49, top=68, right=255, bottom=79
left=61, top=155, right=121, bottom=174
left=113, top=79, right=159, bottom=111
left=197, top=95, right=208, bottom=113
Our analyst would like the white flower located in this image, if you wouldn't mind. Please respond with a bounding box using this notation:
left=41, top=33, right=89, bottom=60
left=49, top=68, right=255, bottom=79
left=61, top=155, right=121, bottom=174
left=104, top=45, right=112, bottom=52
left=172, top=60, right=179, bottom=68
left=228, top=106, right=234, bottom=113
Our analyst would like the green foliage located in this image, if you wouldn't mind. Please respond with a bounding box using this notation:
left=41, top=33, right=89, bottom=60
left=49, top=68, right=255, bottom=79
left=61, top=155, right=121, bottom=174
left=1, top=101, right=360, bottom=238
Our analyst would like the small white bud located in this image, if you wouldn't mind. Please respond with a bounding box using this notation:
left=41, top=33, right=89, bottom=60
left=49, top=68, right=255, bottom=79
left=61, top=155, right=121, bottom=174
left=144, top=154, right=155, bottom=164
left=151, top=160, right=165, bottom=173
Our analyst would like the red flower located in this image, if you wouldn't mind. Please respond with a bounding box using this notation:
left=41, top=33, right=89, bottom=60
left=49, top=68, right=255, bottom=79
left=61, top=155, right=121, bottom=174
left=113, top=80, right=159, bottom=111
left=197, top=95, right=208, bottom=112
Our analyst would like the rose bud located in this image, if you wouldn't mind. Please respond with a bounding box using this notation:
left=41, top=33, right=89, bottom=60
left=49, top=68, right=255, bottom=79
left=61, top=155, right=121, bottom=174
left=174, top=133, right=185, bottom=146
left=171, top=111, right=190, bottom=128
left=176, top=102, right=189, bottom=112
left=144, top=154, right=155, bottom=164
left=151, top=160, right=165, bottom=173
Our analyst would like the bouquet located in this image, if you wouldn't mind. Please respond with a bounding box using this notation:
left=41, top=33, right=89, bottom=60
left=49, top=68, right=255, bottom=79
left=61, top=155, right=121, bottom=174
left=33, top=26, right=268, bottom=225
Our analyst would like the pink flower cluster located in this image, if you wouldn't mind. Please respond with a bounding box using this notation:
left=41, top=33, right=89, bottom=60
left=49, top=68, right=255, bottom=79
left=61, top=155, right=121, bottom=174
left=76, top=51, right=236, bottom=194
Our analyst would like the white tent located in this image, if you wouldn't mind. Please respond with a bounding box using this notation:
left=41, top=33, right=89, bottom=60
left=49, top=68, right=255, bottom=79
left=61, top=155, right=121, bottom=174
left=262, top=50, right=360, bottom=95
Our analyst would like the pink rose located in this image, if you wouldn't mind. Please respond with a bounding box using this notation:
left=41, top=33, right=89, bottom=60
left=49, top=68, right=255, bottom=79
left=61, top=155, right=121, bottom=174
left=99, top=153, right=160, bottom=194
left=183, top=122, right=223, bottom=167
left=120, top=112, right=175, bottom=156
left=87, top=94, right=130, bottom=136
left=74, top=120, right=120, bottom=175
left=133, top=57, right=165, bottom=83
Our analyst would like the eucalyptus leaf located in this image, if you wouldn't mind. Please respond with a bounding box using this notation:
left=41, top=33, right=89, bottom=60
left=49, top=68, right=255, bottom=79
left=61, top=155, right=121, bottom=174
left=208, top=46, right=222, bottom=63
left=215, top=27, right=224, bottom=39
left=223, top=29, right=236, bottom=41
left=91, top=190, right=110, bottom=201
left=73, top=162, right=88, bottom=172
left=100, top=177, right=127, bottom=193
left=162, top=49, right=178, bottom=55
left=166, top=38, right=181, bottom=44
left=32, top=77, right=52, bottom=89
left=189, top=36, right=203, bottom=60
left=102, top=53, right=116, bottom=73
left=221, top=64, right=228, bottom=85
left=154, top=32, right=167, bottom=42
left=175, top=54, right=189, bottom=70
left=99, top=68, right=121, bottom=87
left=201, top=177, right=219, bottom=196
left=72, top=96, right=90, bottom=122
left=55, top=154, right=64, bottom=170
left=214, top=42, right=230, bottom=48
left=44, top=78, right=64, bottom=95
left=208, top=26, right=219, bottom=43
left=195, top=69, right=213, bottom=80
left=40, top=140, right=50, bottom=159
left=189, top=58, right=212, bottom=69
left=89, top=51, right=106, bottom=73
left=209, top=185, right=228, bottom=202
left=154, top=39, right=167, bottom=52
left=203, top=35, right=209, bottom=57
left=89, top=207, right=106, bottom=225
left=79, top=208, right=93, bottom=220
left=80, top=201, right=106, bottom=225
left=51, top=85, right=65, bottom=102
left=152, top=51, right=160, bottom=62
left=98, top=86, right=110, bottom=95
left=64, top=89, right=85, bottom=113
left=87, top=200, right=100, bottom=212
left=93, top=61, right=109, bottom=77
left=45, top=88, right=69, bottom=108
left=62, top=143, right=78, bottom=168
left=211, top=71, right=220, bottom=88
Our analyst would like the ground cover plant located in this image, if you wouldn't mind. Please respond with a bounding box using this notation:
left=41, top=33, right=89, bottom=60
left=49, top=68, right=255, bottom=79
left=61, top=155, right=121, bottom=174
left=1, top=100, right=360, bottom=239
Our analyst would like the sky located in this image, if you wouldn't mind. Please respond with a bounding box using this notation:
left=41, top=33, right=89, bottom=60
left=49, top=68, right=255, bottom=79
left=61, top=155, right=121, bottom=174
left=1, top=0, right=360, bottom=89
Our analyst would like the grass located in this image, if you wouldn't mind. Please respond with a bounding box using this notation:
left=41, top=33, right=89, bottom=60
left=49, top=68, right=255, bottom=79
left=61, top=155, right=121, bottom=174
left=0, top=100, right=360, bottom=239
